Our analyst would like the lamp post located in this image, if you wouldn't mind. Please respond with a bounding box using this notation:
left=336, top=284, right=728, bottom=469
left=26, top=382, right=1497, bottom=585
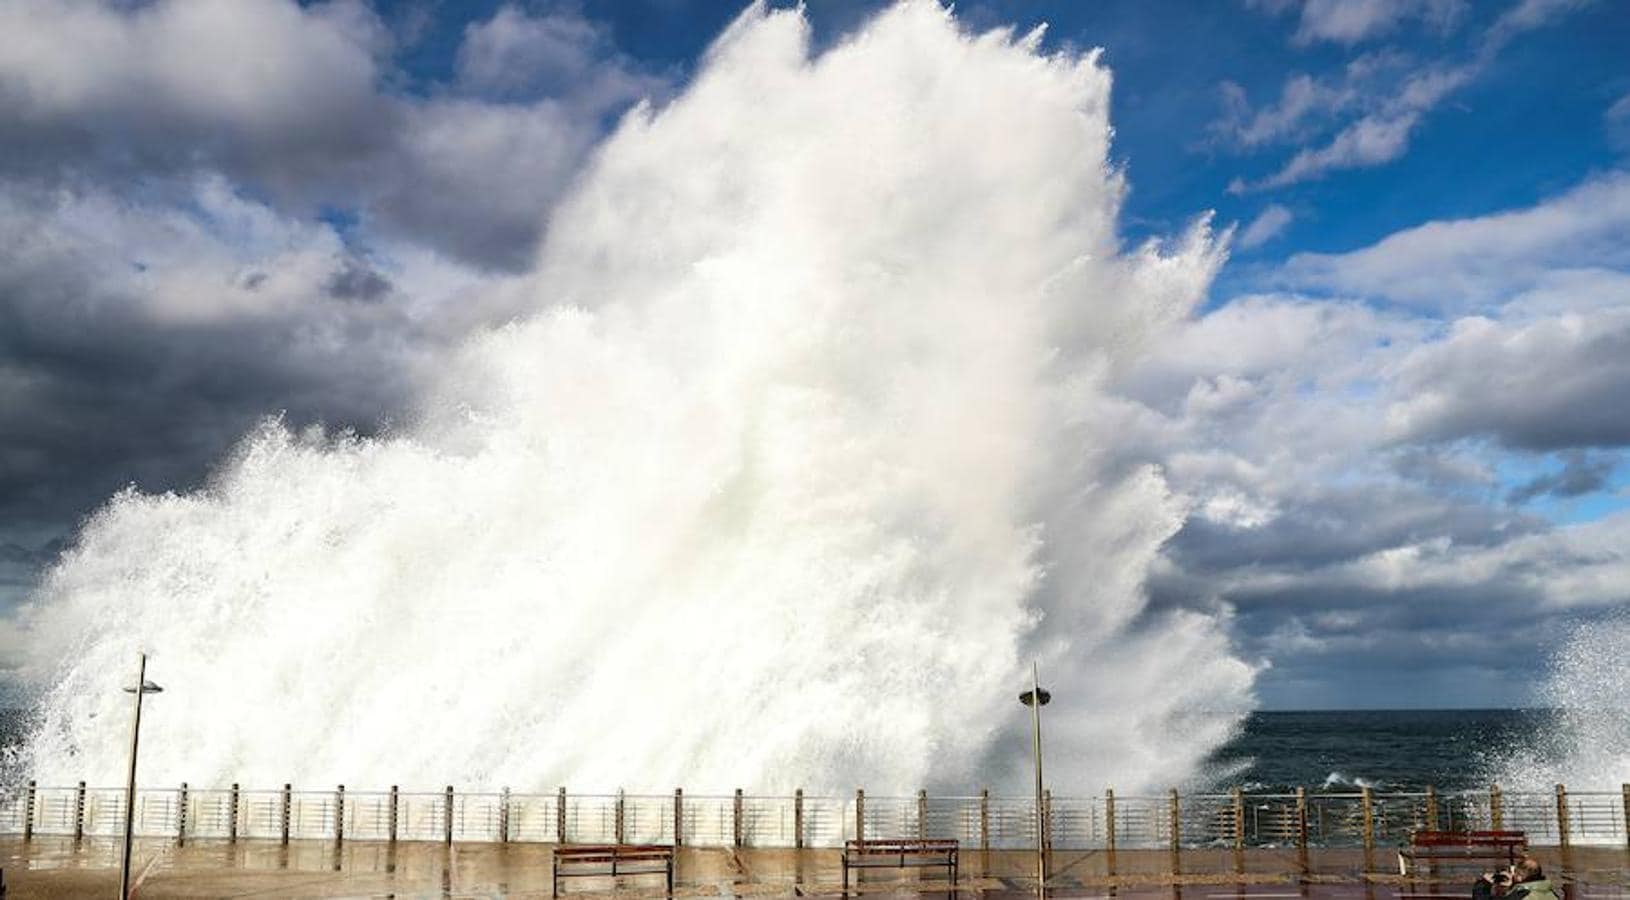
left=120, top=652, right=162, bottom=900
left=1018, top=661, right=1050, bottom=899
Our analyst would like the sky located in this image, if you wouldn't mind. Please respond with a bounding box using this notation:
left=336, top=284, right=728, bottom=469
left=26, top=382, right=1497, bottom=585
left=0, top=0, right=1627, bottom=712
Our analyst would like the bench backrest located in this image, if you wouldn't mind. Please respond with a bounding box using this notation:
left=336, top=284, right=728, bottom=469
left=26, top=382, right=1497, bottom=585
left=1410, top=831, right=1527, bottom=848
left=555, top=844, right=674, bottom=863
left=845, top=839, right=959, bottom=855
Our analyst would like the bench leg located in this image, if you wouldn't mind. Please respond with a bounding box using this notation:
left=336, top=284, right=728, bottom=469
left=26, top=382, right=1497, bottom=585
left=551, top=861, right=559, bottom=899
left=842, top=856, right=848, bottom=895
left=667, top=858, right=674, bottom=898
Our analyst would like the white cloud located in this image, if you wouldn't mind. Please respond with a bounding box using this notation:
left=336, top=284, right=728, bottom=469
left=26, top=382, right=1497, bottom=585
left=1483, top=0, right=1594, bottom=54
left=1383, top=306, right=1630, bottom=450
left=1290, top=0, right=1466, bottom=45
left=457, top=5, right=604, bottom=96
left=1112, top=167, right=1630, bottom=700
left=0, top=0, right=666, bottom=270
left=455, top=4, right=662, bottom=109
left=1238, top=205, right=1295, bottom=249
left=0, top=0, right=389, bottom=154
left=1277, top=171, right=1630, bottom=306
left=1213, top=75, right=1355, bottom=148
left=1154, top=176, right=1630, bottom=465
left=1240, top=65, right=1474, bottom=191
left=1608, top=92, right=1630, bottom=151
left=1246, top=0, right=1576, bottom=49
left=1229, top=0, right=1591, bottom=191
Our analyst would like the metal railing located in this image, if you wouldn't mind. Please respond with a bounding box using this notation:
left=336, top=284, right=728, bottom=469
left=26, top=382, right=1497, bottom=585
left=2, top=783, right=1627, bottom=849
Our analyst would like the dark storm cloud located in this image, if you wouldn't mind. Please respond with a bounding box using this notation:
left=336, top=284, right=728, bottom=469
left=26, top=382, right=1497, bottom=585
left=1386, top=311, right=1630, bottom=451
left=0, top=0, right=669, bottom=612
left=1152, top=518, right=1628, bottom=707
left=1165, top=484, right=1539, bottom=574
left=0, top=180, right=438, bottom=610
left=325, top=258, right=394, bottom=303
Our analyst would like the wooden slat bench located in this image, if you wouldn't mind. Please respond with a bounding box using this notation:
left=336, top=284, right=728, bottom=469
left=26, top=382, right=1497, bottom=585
left=841, top=838, right=958, bottom=894
left=552, top=844, right=674, bottom=897
left=1398, top=830, right=1526, bottom=876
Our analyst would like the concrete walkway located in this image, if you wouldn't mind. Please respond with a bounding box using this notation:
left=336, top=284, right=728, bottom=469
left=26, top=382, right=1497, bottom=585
left=3, top=838, right=1628, bottom=900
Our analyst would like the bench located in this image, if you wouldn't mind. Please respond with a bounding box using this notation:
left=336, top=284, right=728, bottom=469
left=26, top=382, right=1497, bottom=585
left=552, top=844, right=674, bottom=897
left=841, top=838, right=958, bottom=894
left=1398, top=830, right=1526, bottom=876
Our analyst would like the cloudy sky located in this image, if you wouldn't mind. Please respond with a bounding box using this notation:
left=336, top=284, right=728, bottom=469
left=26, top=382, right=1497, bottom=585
left=1, top=0, right=1627, bottom=710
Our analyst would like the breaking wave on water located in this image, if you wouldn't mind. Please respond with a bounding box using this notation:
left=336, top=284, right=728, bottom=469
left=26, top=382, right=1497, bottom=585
left=3, top=2, right=1255, bottom=794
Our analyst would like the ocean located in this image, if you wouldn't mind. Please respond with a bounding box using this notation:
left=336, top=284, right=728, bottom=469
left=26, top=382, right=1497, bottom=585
left=1205, top=709, right=1550, bottom=792
left=1, top=708, right=1550, bottom=792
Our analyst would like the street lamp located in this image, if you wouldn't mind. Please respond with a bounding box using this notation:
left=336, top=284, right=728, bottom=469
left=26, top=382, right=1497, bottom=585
left=1018, top=661, right=1050, bottom=898
left=120, top=652, right=162, bottom=900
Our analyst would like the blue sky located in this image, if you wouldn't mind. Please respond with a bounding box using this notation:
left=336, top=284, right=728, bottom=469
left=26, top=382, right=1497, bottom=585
left=1, top=0, right=1628, bottom=716
left=404, top=0, right=1629, bottom=258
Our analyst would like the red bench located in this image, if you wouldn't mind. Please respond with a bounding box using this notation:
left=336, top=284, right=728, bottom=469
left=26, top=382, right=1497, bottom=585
left=552, top=844, right=674, bottom=897
left=841, top=838, right=958, bottom=894
left=1398, top=830, right=1526, bottom=875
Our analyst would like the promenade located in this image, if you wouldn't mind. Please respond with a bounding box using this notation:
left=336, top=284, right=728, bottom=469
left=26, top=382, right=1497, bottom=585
left=4, top=839, right=1629, bottom=900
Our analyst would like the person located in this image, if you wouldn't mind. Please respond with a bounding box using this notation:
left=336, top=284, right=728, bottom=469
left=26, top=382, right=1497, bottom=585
left=1473, top=865, right=1513, bottom=900
left=1475, top=857, right=1561, bottom=900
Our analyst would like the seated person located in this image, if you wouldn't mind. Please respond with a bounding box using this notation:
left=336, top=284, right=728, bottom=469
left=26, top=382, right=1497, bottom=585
left=1475, top=857, right=1559, bottom=900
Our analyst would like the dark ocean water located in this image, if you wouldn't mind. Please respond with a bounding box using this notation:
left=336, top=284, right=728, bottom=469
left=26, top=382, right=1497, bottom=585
left=1205, top=709, right=1554, bottom=792
left=0, top=708, right=1549, bottom=791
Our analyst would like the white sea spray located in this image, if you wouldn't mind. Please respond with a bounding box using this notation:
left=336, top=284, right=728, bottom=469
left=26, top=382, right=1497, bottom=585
left=5, top=2, right=1256, bottom=794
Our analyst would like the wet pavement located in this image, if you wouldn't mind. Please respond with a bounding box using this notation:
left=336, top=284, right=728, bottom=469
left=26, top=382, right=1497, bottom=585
left=2, top=838, right=1628, bottom=900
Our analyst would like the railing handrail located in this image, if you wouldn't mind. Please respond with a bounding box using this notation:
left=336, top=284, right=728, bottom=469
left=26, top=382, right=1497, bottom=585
left=6, top=783, right=1626, bottom=851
